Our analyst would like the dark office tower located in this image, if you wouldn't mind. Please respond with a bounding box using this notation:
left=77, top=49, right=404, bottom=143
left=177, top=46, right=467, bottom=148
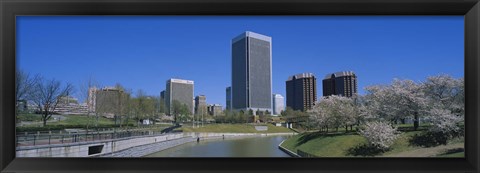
left=165, top=78, right=194, bottom=117
left=286, top=73, right=317, bottom=112
left=160, top=90, right=165, bottom=101
left=195, top=95, right=208, bottom=116
left=226, top=86, right=232, bottom=111
left=159, top=90, right=166, bottom=113
left=322, top=71, right=358, bottom=97
left=231, top=31, right=272, bottom=113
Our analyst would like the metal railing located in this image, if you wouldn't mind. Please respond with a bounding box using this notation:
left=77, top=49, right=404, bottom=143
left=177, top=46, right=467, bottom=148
left=16, top=125, right=180, bottom=147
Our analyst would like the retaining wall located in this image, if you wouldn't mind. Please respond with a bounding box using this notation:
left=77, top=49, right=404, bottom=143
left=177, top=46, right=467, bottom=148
left=16, top=133, right=185, bottom=157
left=17, top=132, right=297, bottom=157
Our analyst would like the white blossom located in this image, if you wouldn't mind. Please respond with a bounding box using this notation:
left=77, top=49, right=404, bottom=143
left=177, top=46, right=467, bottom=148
left=426, top=107, right=461, bottom=133
left=422, top=75, right=464, bottom=117
left=309, top=95, right=358, bottom=131
left=359, top=121, right=400, bottom=150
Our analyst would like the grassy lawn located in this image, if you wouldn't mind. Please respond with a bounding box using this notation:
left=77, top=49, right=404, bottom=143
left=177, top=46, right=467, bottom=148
left=17, top=114, right=173, bottom=132
left=281, top=131, right=464, bottom=157
left=48, top=115, right=115, bottom=126
left=438, top=151, right=465, bottom=157
left=281, top=132, right=366, bottom=157
left=17, top=113, right=43, bottom=121
left=180, top=123, right=295, bottom=133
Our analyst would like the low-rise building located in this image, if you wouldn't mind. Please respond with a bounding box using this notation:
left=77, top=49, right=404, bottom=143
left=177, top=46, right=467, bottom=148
left=208, top=104, right=223, bottom=116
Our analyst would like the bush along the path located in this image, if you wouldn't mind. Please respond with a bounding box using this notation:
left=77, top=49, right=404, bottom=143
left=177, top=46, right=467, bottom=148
left=350, top=121, right=400, bottom=156
left=410, top=107, right=463, bottom=147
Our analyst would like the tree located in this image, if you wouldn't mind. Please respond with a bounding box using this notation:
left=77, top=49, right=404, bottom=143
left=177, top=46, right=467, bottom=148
left=30, top=77, right=74, bottom=126
left=423, top=75, right=464, bottom=117
left=78, top=77, right=100, bottom=131
left=364, top=79, right=427, bottom=130
left=391, top=79, right=428, bottom=130
left=15, top=70, right=39, bottom=117
left=309, top=95, right=358, bottom=132
left=359, top=121, right=400, bottom=150
left=281, top=107, right=295, bottom=117
left=171, top=100, right=191, bottom=123
left=426, top=107, right=462, bottom=134
left=131, top=90, right=155, bottom=125
left=248, top=109, right=254, bottom=116
left=159, top=97, right=166, bottom=113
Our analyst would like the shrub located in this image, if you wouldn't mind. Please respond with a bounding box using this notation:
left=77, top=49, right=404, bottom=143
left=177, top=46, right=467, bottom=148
left=359, top=121, right=400, bottom=150
left=426, top=108, right=462, bottom=135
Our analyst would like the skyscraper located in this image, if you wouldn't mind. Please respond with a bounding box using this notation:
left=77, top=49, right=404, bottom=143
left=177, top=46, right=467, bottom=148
left=194, top=95, right=208, bottom=116
left=322, top=71, right=358, bottom=97
left=286, top=73, right=317, bottom=112
left=160, top=90, right=165, bottom=101
left=231, top=31, right=272, bottom=114
left=226, top=86, right=232, bottom=111
left=165, top=78, right=194, bottom=117
left=159, top=90, right=166, bottom=114
left=272, top=94, right=285, bottom=115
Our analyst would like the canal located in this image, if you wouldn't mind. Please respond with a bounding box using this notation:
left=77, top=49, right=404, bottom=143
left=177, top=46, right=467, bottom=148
left=145, top=135, right=292, bottom=157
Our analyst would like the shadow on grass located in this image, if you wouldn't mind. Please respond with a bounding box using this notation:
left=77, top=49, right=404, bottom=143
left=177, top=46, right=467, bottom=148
left=294, top=131, right=356, bottom=147
left=409, top=129, right=464, bottom=147
left=409, top=131, right=448, bottom=147
left=442, top=148, right=464, bottom=155
left=346, top=144, right=389, bottom=156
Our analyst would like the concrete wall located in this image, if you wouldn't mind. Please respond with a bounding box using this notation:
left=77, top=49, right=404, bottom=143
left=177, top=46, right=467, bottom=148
left=16, top=132, right=297, bottom=157
left=278, top=139, right=300, bottom=157
left=16, top=133, right=185, bottom=157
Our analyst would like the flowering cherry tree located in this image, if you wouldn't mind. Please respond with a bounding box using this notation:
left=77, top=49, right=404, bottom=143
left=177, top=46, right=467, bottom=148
left=364, top=79, right=427, bottom=130
left=309, top=95, right=359, bottom=132
left=359, top=121, right=400, bottom=150
left=426, top=107, right=462, bottom=134
left=423, top=75, right=464, bottom=117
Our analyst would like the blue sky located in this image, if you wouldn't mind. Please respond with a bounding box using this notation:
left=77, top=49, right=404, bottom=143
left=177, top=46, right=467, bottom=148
left=17, top=16, right=464, bottom=106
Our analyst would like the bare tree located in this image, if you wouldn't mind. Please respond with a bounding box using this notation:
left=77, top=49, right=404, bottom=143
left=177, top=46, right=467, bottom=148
left=31, top=77, right=74, bottom=126
left=79, top=77, right=100, bottom=131
left=15, top=69, right=39, bottom=116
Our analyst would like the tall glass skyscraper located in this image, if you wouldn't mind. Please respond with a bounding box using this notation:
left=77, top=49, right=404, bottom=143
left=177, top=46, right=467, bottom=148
left=231, top=31, right=272, bottom=113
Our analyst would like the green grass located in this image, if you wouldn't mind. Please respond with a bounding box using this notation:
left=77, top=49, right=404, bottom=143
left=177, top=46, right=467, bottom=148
left=17, top=113, right=43, bottom=121
left=16, top=114, right=169, bottom=132
left=382, top=131, right=423, bottom=155
left=438, top=151, right=464, bottom=157
left=180, top=123, right=295, bottom=133
left=280, top=131, right=464, bottom=157
left=48, top=115, right=115, bottom=126
left=281, top=132, right=366, bottom=157
left=281, top=132, right=366, bottom=156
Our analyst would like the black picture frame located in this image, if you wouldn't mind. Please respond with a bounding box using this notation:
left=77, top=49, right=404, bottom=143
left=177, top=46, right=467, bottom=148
left=1, top=0, right=479, bottom=172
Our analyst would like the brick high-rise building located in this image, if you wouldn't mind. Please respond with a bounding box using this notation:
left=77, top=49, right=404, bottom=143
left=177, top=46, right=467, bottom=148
left=322, top=71, right=358, bottom=97
left=286, top=73, right=317, bottom=112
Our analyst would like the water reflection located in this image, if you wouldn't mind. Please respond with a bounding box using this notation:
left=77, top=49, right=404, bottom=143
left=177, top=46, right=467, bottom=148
left=145, top=135, right=291, bottom=157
